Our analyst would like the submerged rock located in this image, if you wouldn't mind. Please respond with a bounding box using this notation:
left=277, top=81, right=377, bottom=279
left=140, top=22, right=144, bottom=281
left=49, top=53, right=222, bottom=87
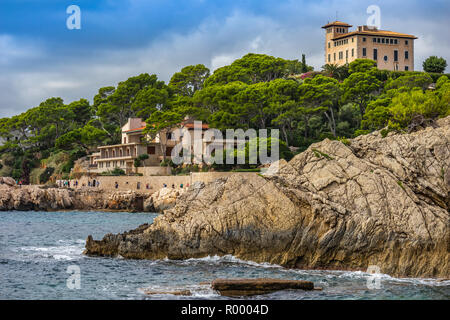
left=211, top=278, right=314, bottom=296
left=142, top=289, right=192, bottom=296
left=85, top=117, right=450, bottom=278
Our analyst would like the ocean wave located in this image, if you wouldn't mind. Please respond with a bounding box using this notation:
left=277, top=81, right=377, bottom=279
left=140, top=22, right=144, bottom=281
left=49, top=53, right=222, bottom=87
left=162, top=254, right=284, bottom=269
left=15, top=240, right=85, bottom=261
left=157, top=255, right=449, bottom=287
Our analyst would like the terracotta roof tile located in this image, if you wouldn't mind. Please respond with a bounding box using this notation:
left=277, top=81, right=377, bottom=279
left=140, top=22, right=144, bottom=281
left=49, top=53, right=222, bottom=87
left=322, top=21, right=353, bottom=28
left=332, top=29, right=417, bottom=40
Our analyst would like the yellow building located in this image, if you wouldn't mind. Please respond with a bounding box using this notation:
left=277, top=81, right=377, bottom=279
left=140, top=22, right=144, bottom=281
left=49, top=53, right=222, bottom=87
left=322, top=21, right=417, bottom=71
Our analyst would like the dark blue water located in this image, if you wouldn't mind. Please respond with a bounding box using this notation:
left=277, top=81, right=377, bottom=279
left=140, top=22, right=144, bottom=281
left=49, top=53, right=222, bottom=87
left=0, top=211, right=448, bottom=300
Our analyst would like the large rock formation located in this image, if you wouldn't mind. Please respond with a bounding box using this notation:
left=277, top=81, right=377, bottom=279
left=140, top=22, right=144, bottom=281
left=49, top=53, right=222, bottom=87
left=85, top=117, right=450, bottom=278
left=0, top=182, right=150, bottom=212
left=144, top=187, right=186, bottom=212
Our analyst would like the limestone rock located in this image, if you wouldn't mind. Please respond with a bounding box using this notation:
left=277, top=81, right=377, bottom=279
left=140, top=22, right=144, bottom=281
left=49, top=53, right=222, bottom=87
left=144, top=187, right=186, bottom=212
left=211, top=278, right=314, bottom=296
left=0, top=183, right=150, bottom=212
left=82, top=117, right=449, bottom=278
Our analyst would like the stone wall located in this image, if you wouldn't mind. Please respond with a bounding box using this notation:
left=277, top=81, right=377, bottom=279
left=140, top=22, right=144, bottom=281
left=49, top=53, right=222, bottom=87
left=67, top=172, right=258, bottom=194
left=137, top=166, right=172, bottom=176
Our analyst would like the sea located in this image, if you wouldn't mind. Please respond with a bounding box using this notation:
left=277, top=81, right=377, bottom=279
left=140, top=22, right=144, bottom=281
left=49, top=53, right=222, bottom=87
left=0, top=210, right=448, bottom=300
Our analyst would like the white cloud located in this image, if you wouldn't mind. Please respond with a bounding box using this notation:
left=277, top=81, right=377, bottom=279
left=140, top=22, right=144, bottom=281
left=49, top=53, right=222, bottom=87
left=1, top=2, right=449, bottom=117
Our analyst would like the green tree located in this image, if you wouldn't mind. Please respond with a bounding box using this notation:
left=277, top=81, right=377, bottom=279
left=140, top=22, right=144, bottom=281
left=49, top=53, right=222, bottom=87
left=204, top=53, right=290, bottom=87
left=423, top=56, right=447, bottom=74
left=55, top=125, right=107, bottom=151
left=169, top=64, right=210, bottom=97
left=301, top=54, right=308, bottom=73
left=385, top=73, right=433, bottom=90
left=96, top=74, right=159, bottom=142
left=349, top=59, right=377, bottom=74
left=342, top=71, right=381, bottom=119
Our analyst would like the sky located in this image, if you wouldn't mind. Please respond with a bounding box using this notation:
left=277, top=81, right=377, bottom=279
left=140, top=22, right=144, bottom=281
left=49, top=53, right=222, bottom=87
left=0, top=0, right=449, bottom=117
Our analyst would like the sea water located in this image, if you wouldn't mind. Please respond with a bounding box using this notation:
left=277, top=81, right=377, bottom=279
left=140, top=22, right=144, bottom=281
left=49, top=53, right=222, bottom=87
left=0, top=211, right=448, bottom=300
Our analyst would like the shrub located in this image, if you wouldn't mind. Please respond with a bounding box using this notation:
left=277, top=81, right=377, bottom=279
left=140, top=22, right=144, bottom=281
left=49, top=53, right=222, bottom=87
left=100, top=168, right=126, bottom=176
left=39, top=167, right=55, bottom=184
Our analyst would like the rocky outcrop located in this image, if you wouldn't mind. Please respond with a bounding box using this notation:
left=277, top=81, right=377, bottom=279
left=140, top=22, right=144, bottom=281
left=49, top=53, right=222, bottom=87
left=0, top=183, right=150, bottom=212
left=144, top=187, right=187, bottom=212
left=211, top=278, right=315, bottom=296
left=85, top=117, right=450, bottom=278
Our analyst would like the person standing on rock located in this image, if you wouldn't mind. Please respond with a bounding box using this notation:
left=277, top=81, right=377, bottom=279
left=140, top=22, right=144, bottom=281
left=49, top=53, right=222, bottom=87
left=115, top=182, right=119, bottom=189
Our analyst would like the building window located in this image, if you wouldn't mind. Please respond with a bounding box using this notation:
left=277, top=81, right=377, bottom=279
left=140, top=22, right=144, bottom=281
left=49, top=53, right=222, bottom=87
left=384, top=56, right=388, bottom=62
left=352, top=37, right=354, bottom=43
left=373, top=48, right=378, bottom=60
left=363, top=37, right=366, bottom=42
left=328, top=54, right=331, bottom=62
left=166, top=147, right=174, bottom=156
left=352, top=48, right=354, bottom=57
left=394, top=50, right=398, bottom=62
left=123, top=137, right=126, bottom=144
left=328, top=42, right=330, bottom=49
left=373, top=38, right=376, bottom=43
left=346, top=50, right=348, bottom=60
left=377, top=38, right=381, bottom=43
left=405, top=66, right=409, bottom=71
left=334, top=53, right=336, bottom=61
left=147, top=146, right=156, bottom=154
left=405, top=51, right=409, bottom=60
left=394, top=39, right=398, bottom=44
left=362, top=48, right=367, bottom=57
left=405, top=40, right=409, bottom=45
left=382, top=38, right=385, bottom=44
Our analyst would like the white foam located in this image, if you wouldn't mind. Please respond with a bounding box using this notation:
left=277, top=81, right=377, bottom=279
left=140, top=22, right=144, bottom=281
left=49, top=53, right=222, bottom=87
left=17, top=240, right=85, bottom=261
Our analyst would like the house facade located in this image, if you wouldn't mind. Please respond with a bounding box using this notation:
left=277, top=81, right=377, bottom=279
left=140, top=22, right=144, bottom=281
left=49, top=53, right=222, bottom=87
left=322, top=21, right=417, bottom=71
left=88, top=118, right=216, bottom=174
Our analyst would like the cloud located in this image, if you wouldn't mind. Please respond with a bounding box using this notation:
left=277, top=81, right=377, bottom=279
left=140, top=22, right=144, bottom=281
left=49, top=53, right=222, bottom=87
left=0, top=0, right=449, bottom=118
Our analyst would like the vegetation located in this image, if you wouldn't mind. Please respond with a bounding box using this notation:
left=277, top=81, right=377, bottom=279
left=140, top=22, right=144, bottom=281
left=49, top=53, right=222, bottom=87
left=100, top=168, right=126, bottom=176
left=0, top=53, right=449, bottom=182
left=423, top=56, right=447, bottom=74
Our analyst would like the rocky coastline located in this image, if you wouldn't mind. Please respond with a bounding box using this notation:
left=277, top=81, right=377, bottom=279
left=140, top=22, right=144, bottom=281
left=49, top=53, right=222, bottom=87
left=0, top=177, right=183, bottom=212
left=84, top=117, right=450, bottom=279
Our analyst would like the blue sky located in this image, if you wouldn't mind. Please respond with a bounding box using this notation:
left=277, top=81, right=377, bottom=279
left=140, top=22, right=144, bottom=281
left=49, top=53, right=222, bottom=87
left=0, top=0, right=449, bottom=117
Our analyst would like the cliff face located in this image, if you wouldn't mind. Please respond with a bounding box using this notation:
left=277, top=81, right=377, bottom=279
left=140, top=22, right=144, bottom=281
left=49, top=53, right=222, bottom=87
left=85, top=117, right=450, bottom=278
left=0, top=182, right=150, bottom=212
